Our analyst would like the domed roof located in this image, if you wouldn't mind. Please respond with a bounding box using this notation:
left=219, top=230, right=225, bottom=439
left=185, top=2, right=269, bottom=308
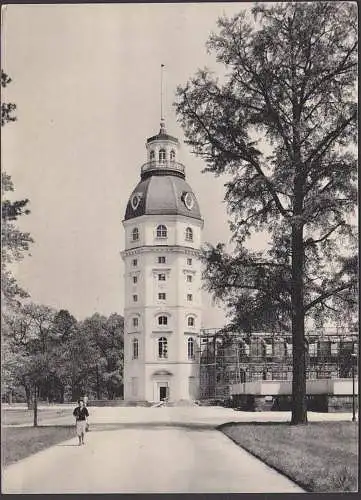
left=124, top=175, right=202, bottom=221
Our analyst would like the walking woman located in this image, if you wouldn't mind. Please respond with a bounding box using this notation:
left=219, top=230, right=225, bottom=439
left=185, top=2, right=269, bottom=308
left=73, top=399, right=89, bottom=445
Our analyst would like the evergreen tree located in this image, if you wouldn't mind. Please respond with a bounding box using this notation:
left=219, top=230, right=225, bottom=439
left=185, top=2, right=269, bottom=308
left=175, top=2, right=357, bottom=424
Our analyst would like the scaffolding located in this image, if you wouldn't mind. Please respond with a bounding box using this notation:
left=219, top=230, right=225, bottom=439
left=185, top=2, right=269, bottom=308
left=198, top=328, right=359, bottom=401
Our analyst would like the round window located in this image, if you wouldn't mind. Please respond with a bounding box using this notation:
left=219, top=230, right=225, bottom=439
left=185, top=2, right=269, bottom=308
left=131, top=193, right=140, bottom=211
left=184, top=192, right=194, bottom=210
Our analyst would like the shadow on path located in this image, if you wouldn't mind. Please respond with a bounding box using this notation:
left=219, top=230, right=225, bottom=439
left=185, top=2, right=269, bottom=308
left=88, top=422, right=216, bottom=432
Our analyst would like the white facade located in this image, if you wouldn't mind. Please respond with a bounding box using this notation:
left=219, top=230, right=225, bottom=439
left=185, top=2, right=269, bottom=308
left=121, top=123, right=203, bottom=403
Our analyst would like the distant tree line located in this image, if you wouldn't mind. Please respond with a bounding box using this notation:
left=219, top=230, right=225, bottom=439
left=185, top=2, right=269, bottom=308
left=2, top=306, right=124, bottom=406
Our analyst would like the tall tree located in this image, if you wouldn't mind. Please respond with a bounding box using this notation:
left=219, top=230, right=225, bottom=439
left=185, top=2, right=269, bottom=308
left=175, top=2, right=357, bottom=424
left=3, top=303, right=56, bottom=424
left=80, top=313, right=124, bottom=400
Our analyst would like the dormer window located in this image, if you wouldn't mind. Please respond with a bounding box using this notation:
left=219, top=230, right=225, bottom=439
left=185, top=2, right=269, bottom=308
left=170, top=150, right=175, bottom=161
left=150, top=150, right=155, bottom=161
left=156, top=224, right=167, bottom=239
left=132, top=227, right=139, bottom=241
left=159, top=149, right=166, bottom=163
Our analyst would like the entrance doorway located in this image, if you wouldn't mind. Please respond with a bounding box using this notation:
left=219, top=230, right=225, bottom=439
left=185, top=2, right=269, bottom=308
left=159, top=385, right=168, bottom=401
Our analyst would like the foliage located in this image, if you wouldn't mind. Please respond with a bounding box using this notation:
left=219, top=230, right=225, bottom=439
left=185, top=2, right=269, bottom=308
left=175, top=2, right=357, bottom=423
left=1, top=71, right=33, bottom=307
left=78, top=313, right=124, bottom=400
left=1, top=70, right=16, bottom=126
left=2, top=305, right=125, bottom=406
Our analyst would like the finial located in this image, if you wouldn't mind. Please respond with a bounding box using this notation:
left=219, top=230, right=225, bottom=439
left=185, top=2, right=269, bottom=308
left=160, top=119, right=166, bottom=135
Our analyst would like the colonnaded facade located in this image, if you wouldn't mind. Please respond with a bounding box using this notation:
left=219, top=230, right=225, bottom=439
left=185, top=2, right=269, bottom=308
left=121, top=120, right=203, bottom=403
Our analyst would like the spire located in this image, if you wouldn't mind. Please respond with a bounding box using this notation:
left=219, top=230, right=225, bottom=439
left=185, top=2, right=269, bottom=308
left=159, top=64, right=168, bottom=134
left=160, top=63, right=165, bottom=122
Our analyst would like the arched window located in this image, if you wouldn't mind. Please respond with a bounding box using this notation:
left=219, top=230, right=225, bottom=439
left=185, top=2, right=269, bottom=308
left=170, top=150, right=175, bottom=161
left=132, top=317, right=139, bottom=328
left=156, top=224, right=167, bottom=238
left=150, top=150, right=155, bottom=161
left=159, top=149, right=166, bottom=163
left=132, top=338, right=139, bottom=359
left=132, top=227, right=139, bottom=241
left=188, top=337, right=195, bottom=359
left=158, top=337, right=168, bottom=358
left=158, top=315, right=168, bottom=326
left=187, top=316, right=195, bottom=327
left=185, top=227, right=193, bottom=241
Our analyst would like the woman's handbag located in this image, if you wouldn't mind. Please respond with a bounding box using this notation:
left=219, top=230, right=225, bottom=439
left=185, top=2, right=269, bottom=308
left=85, top=421, right=89, bottom=432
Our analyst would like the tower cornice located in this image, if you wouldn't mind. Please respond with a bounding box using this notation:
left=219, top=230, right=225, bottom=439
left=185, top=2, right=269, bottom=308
left=121, top=245, right=202, bottom=259
left=122, top=213, right=204, bottom=226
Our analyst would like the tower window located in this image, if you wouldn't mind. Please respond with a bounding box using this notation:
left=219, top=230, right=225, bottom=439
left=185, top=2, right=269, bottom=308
left=188, top=317, right=195, bottom=327
left=158, top=256, right=166, bottom=264
left=159, top=149, right=166, bottom=163
left=187, top=294, right=193, bottom=302
left=158, top=315, right=168, bottom=326
left=170, top=150, right=175, bottom=161
left=132, top=317, right=139, bottom=328
left=158, top=273, right=166, bottom=281
left=156, top=224, right=167, bottom=238
left=133, top=276, right=138, bottom=284
left=132, top=259, right=138, bottom=267
left=133, top=294, right=138, bottom=302
left=185, top=227, right=193, bottom=241
left=187, top=258, right=192, bottom=266
left=132, top=338, right=139, bottom=359
left=132, top=227, right=139, bottom=241
left=158, top=293, right=166, bottom=300
left=131, top=377, right=138, bottom=396
left=150, top=150, right=155, bottom=161
left=158, top=337, right=168, bottom=358
left=188, top=337, right=195, bottom=360
left=186, top=275, right=193, bottom=283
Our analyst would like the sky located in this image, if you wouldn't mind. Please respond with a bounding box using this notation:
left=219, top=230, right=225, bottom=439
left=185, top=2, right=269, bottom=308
left=2, top=2, right=267, bottom=327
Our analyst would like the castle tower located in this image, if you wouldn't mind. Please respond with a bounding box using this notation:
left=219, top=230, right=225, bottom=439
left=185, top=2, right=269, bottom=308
left=121, top=119, right=203, bottom=403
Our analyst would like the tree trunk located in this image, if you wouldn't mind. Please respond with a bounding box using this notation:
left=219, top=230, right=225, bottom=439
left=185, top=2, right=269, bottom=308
left=33, top=385, right=38, bottom=427
left=25, top=384, right=32, bottom=409
left=60, top=385, right=65, bottom=404
left=96, top=366, right=100, bottom=400
left=291, top=225, right=308, bottom=424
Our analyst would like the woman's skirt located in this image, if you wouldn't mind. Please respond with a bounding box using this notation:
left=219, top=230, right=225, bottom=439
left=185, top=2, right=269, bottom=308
left=76, top=420, right=87, bottom=436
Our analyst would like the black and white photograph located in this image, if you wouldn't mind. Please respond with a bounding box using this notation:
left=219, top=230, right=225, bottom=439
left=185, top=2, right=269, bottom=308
left=1, top=1, right=358, bottom=494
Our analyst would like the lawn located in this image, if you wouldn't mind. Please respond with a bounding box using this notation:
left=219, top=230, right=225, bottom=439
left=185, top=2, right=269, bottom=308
left=220, top=421, right=359, bottom=492
left=2, top=407, right=71, bottom=426
left=2, top=425, right=77, bottom=467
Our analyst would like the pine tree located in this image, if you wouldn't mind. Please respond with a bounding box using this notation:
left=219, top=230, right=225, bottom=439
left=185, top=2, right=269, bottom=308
left=175, top=2, right=357, bottom=424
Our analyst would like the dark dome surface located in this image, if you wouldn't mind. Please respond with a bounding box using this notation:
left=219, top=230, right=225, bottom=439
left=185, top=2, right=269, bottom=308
left=124, top=175, right=202, bottom=221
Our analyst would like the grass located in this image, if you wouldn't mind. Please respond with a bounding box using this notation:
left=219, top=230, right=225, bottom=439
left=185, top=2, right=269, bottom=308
left=2, top=425, right=77, bottom=467
left=2, top=408, right=70, bottom=426
left=220, top=421, right=359, bottom=492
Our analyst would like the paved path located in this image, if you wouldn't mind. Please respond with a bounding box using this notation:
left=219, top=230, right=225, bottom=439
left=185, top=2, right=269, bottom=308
left=3, top=405, right=354, bottom=427
left=3, top=406, right=354, bottom=493
left=2, top=424, right=304, bottom=493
